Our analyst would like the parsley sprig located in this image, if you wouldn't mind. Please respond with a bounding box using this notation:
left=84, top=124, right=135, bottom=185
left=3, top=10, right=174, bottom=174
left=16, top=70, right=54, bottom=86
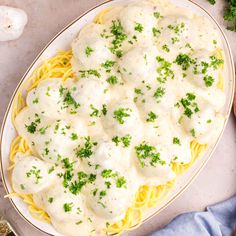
left=135, top=142, right=166, bottom=167
left=113, top=107, right=132, bottom=124
left=176, top=93, right=200, bottom=118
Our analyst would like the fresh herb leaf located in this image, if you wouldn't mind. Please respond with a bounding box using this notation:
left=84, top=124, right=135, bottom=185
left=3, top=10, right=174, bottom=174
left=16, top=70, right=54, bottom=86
left=113, top=108, right=132, bottom=124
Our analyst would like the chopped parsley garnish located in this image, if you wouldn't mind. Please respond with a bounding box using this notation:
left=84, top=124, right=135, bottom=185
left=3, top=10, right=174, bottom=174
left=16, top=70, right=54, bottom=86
left=39, top=126, right=48, bottom=134
left=152, top=27, right=161, bottom=37
left=162, top=44, right=170, bottom=52
left=177, top=93, right=200, bottom=118
left=209, top=56, right=224, bottom=69
left=46, top=86, right=51, bottom=96
left=116, top=177, right=126, bottom=188
left=112, top=136, right=120, bottom=146
left=101, top=169, right=126, bottom=189
left=168, top=22, right=185, bottom=35
left=106, top=75, right=118, bottom=85
left=90, top=104, right=100, bottom=117
left=62, top=90, right=80, bottom=111
left=105, top=181, right=111, bottom=189
left=135, top=142, right=166, bottom=167
left=175, top=54, right=195, bottom=71
left=101, top=169, right=113, bottom=178
left=173, top=137, right=181, bottom=145
left=113, top=107, right=132, bottom=124
left=156, top=56, right=174, bottom=83
left=146, top=111, right=158, bottom=122
left=85, top=46, right=93, bottom=57
left=71, top=133, right=78, bottom=140
left=171, top=37, right=180, bottom=44
left=134, top=22, right=143, bottom=32
left=207, top=119, right=212, bottom=123
left=207, top=0, right=216, bottom=4
left=203, top=75, right=214, bottom=87
left=79, top=69, right=101, bottom=78
left=69, top=171, right=96, bottom=195
left=25, top=122, right=37, bottom=134
left=26, top=166, right=42, bottom=184
left=76, top=221, right=83, bottom=225
left=153, top=87, right=165, bottom=101
left=20, top=184, right=25, bottom=190
left=101, top=60, right=115, bottom=72
left=121, top=134, right=132, bottom=147
left=134, top=88, right=143, bottom=95
left=76, top=136, right=95, bottom=159
left=32, top=98, right=39, bottom=104
left=63, top=202, right=73, bottom=212
left=48, top=197, right=54, bottom=203
left=190, top=128, right=196, bottom=138
left=109, top=20, right=127, bottom=58
left=112, top=134, right=132, bottom=147
left=154, top=11, right=161, bottom=19
left=99, top=190, right=107, bottom=199
left=48, top=166, right=55, bottom=174
left=102, top=104, right=108, bottom=115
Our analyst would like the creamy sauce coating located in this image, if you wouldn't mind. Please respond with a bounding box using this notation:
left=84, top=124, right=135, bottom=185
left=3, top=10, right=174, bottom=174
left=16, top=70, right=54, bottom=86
left=12, top=1, right=226, bottom=235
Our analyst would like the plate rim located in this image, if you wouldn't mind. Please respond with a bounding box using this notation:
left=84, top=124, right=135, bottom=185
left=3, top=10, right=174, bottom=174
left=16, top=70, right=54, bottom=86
left=0, top=0, right=235, bottom=235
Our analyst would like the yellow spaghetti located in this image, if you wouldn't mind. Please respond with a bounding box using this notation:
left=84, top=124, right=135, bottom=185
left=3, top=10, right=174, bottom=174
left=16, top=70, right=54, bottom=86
left=7, top=9, right=225, bottom=236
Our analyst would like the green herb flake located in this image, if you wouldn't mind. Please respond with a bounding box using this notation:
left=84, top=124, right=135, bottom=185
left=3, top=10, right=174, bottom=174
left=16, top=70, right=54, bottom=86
left=153, top=87, right=165, bottom=101
left=26, top=166, right=42, bottom=184
left=175, top=54, right=195, bottom=71
left=190, top=128, right=196, bottom=138
left=48, top=197, right=54, bottom=203
left=146, top=111, right=158, bottom=122
left=63, top=202, right=73, bottom=212
left=203, top=75, right=214, bottom=87
left=113, top=107, right=131, bottom=124
left=106, top=75, right=118, bottom=85
left=32, top=98, right=39, bottom=104
left=154, top=11, right=161, bottom=19
left=173, top=137, right=181, bottom=145
left=85, top=46, right=94, bottom=57
left=101, top=169, right=113, bottom=178
left=116, top=177, right=126, bottom=188
left=71, top=133, right=78, bottom=140
left=135, top=142, right=166, bottom=167
left=134, top=22, right=143, bottom=33
left=152, top=27, right=161, bottom=37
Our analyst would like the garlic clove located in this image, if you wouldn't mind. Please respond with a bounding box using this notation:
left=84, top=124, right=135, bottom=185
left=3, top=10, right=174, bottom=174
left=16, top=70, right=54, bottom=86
left=0, top=5, right=28, bottom=42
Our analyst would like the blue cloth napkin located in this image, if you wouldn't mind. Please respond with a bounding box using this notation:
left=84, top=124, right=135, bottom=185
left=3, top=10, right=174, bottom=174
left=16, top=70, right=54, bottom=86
left=150, top=196, right=236, bottom=236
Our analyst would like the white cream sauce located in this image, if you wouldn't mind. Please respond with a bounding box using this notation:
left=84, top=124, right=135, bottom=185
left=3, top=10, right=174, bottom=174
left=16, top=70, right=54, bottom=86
left=12, top=0, right=226, bottom=235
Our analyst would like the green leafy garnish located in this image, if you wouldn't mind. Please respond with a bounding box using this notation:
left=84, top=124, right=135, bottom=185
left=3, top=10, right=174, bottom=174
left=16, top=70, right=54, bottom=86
left=134, top=22, right=143, bottom=32
left=153, top=87, right=165, bottom=101
left=146, top=111, right=158, bottom=122
left=106, top=75, right=118, bottom=85
left=203, top=75, right=214, bottom=87
left=63, top=202, right=73, bottom=212
left=173, top=137, right=181, bottom=145
left=85, top=47, right=93, bottom=57
left=26, top=166, right=42, bottom=184
left=177, top=93, right=200, bottom=118
left=135, top=142, right=166, bottom=167
left=175, top=54, right=195, bottom=71
left=156, top=56, right=174, bottom=83
left=76, top=136, right=96, bottom=159
left=79, top=69, right=101, bottom=78
left=113, top=108, right=132, bottom=124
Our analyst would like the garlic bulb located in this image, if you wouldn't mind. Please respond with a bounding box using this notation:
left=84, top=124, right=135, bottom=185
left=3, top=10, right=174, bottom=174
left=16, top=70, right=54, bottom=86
left=0, top=6, right=27, bottom=42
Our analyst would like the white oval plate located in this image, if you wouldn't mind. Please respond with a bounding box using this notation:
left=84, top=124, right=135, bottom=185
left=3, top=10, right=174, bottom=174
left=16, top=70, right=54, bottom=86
left=0, top=0, right=235, bottom=235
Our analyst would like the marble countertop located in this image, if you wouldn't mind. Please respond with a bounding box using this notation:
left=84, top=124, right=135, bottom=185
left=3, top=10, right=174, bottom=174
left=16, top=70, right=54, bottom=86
left=0, top=0, right=235, bottom=236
